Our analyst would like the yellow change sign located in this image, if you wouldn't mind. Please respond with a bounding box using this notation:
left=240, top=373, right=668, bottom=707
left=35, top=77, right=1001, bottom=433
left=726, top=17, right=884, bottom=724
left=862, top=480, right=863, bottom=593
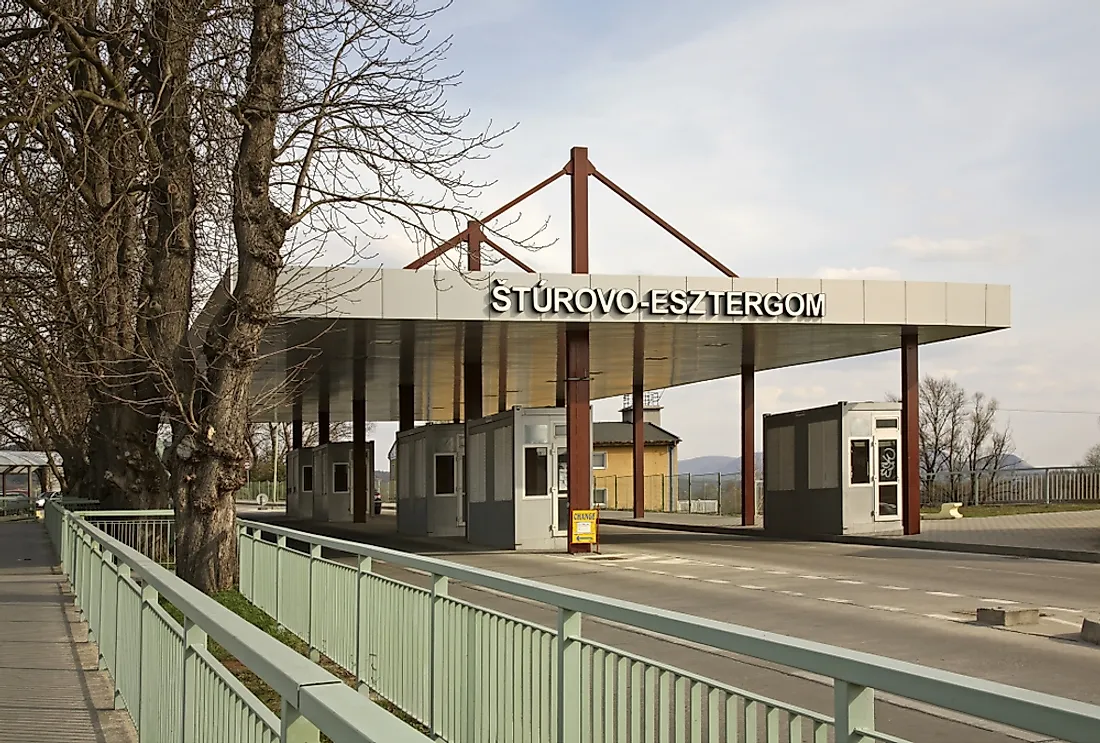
left=571, top=509, right=599, bottom=544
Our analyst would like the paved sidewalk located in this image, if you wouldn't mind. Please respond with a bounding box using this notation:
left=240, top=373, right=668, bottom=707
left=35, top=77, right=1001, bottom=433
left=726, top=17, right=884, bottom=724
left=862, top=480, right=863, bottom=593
left=598, top=508, right=1100, bottom=561
left=0, top=521, right=137, bottom=743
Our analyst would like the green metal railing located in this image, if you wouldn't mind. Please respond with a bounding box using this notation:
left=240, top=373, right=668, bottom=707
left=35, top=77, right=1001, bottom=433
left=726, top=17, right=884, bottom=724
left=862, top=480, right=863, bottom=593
left=44, top=504, right=431, bottom=743
left=238, top=517, right=1100, bottom=743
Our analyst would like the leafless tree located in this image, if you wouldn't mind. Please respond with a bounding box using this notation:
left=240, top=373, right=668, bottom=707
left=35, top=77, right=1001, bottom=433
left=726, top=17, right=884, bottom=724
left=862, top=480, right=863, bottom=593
left=2, top=0, right=518, bottom=591
left=890, top=374, right=1014, bottom=504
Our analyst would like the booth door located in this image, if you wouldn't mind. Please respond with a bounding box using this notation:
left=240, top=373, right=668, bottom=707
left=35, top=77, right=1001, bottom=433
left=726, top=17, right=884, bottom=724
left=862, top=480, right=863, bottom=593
left=872, top=415, right=901, bottom=520
left=553, top=432, right=569, bottom=534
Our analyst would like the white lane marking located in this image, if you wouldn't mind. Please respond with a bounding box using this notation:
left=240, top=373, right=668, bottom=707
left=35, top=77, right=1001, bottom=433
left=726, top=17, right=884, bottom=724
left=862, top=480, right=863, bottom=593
left=704, top=579, right=730, bottom=585
left=926, top=591, right=960, bottom=597
left=739, top=584, right=766, bottom=590
left=799, top=575, right=827, bottom=580
left=1045, top=616, right=1082, bottom=628
left=870, top=605, right=906, bottom=612
left=880, top=585, right=910, bottom=591
left=1044, top=606, right=1082, bottom=613
left=979, top=598, right=1018, bottom=605
left=820, top=597, right=853, bottom=604
left=677, top=575, right=698, bottom=580
left=836, top=579, right=864, bottom=585
left=779, top=590, right=805, bottom=596
left=621, top=566, right=639, bottom=571
left=618, top=555, right=660, bottom=562
left=648, top=570, right=669, bottom=575
left=731, top=566, right=756, bottom=571
left=926, top=613, right=968, bottom=623
left=767, top=570, right=789, bottom=575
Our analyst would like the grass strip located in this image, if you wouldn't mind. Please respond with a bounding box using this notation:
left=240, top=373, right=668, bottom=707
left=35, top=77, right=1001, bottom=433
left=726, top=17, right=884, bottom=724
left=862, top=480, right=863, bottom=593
left=160, top=590, right=429, bottom=740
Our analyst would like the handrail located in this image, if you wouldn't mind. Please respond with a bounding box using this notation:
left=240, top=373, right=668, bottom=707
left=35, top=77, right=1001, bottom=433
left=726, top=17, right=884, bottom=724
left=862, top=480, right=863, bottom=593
left=239, top=517, right=1100, bottom=742
left=60, top=507, right=430, bottom=743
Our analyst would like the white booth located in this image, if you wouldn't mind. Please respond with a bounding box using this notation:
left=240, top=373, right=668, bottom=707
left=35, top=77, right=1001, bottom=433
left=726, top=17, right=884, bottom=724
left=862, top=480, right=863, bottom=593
left=465, top=406, right=592, bottom=551
left=395, top=423, right=466, bottom=538
left=286, top=441, right=374, bottom=523
left=762, top=401, right=904, bottom=536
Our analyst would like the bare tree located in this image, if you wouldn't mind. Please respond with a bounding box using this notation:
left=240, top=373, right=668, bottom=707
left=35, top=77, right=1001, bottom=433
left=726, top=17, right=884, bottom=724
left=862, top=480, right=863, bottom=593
left=2, top=0, right=517, bottom=591
left=889, top=374, right=1014, bottom=504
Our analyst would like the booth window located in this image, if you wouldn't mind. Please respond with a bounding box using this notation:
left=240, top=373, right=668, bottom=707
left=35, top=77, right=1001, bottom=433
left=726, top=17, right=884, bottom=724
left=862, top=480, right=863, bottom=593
left=592, top=451, right=607, bottom=470
left=333, top=463, right=350, bottom=493
left=875, top=418, right=899, bottom=430
left=524, top=446, right=549, bottom=497
left=434, top=454, right=456, bottom=495
left=850, top=440, right=871, bottom=485
left=302, top=465, right=314, bottom=492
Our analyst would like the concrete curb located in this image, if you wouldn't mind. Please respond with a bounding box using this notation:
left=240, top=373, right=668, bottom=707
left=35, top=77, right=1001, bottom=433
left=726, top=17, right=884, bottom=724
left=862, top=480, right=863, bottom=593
left=1081, top=616, right=1100, bottom=646
left=598, top=517, right=1100, bottom=564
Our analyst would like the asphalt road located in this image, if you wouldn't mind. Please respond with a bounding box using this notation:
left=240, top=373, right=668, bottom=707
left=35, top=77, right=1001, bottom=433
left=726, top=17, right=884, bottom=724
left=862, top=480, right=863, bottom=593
left=247, top=515, right=1100, bottom=742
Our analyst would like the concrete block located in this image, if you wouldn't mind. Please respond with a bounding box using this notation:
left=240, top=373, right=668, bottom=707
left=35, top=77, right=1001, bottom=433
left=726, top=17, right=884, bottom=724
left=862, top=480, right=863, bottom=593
left=1081, top=616, right=1100, bottom=645
left=976, top=606, right=1040, bottom=627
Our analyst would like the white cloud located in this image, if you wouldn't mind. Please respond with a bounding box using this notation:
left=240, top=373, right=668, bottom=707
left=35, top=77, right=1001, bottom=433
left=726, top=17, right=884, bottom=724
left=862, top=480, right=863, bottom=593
left=816, top=266, right=900, bottom=280
left=891, top=235, right=1023, bottom=262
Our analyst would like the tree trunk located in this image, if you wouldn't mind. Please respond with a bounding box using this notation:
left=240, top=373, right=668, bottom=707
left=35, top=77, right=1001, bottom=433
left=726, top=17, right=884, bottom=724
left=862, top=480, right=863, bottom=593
left=172, top=0, right=287, bottom=593
left=172, top=450, right=239, bottom=591
left=87, top=401, right=169, bottom=509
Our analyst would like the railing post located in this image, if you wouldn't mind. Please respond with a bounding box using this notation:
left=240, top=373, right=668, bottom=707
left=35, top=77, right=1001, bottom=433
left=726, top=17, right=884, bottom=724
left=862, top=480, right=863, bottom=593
left=281, top=698, right=320, bottom=743
left=181, top=617, right=208, bottom=743
left=355, top=554, right=372, bottom=693
left=556, top=608, right=582, bottom=743
left=1044, top=468, right=1051, bottom=505
left=89, top=540, right=102, bottom=649
left=99, top=549, right=115, bottom=672
left=308, top=542, right=321, bottom=661
left=114, top=563, right=130, bottom=711
left=276, top=534, right=286, bottom=629
left=429, top=573, right=448, bottom=738
left=834, top=679, right=874, bottom=743
left=136, top=583, right=156, bottom=730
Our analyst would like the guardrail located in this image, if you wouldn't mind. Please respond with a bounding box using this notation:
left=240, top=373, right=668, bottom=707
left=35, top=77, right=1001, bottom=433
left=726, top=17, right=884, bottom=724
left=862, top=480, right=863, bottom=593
left=238, top=517, right=1100, bottom=743
left=44, top=504, right=430, bottom=743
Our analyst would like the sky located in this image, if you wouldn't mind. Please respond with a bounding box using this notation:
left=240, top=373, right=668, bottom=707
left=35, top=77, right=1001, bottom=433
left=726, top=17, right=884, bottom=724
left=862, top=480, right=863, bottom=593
left=334, top=0, right=1100, bottom=468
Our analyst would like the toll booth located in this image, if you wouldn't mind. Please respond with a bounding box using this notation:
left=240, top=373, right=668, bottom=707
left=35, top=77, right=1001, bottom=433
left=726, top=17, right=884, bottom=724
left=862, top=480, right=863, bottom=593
left=286, top=442, right=374, bottom=523
left=395, top=423, right=466, bottom=538
left=465, top=406, right=592, bottom=551
left=762, top=402, right=904, bottom=536
left=286, top=447, right=314, bottom=520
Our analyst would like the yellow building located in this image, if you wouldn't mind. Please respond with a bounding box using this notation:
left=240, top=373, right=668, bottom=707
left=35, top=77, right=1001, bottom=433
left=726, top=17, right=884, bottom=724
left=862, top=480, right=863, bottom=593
left=591, top=405, right=680, bottom=511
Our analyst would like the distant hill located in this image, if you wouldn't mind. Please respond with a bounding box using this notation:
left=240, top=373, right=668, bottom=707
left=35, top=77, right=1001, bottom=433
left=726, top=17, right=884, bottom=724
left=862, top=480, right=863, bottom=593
left=679, top=454, right=762, bottom=476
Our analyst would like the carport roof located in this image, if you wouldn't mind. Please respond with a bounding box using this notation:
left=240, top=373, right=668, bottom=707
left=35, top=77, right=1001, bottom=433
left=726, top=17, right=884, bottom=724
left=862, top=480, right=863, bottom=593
left=194, top=267, right=1011, bottom=423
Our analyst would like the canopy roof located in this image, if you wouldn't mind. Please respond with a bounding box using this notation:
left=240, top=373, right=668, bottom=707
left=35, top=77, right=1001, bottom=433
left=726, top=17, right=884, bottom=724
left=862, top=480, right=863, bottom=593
left=194, top=267, right=1011, bottom=423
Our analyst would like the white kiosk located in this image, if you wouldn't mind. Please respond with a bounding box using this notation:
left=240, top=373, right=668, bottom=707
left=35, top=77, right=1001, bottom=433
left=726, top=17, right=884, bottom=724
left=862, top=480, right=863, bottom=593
left=286, top=441, right=374, bottom=523
left=465, top=406, right=592, bottom=551
left=395, top=423, right=466, bottom=538
left=286, top=447, right=314, bottom=520
left=762, top=401, right=904, bottom=536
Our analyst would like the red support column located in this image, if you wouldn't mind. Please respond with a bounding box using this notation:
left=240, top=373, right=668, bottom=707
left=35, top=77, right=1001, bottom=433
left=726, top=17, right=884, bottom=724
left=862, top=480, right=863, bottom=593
left=353, top=332, right=367, bottom=522
left=632, top=325, right=645, bottom=519
left=741, top=327, right=757, bottom=526
left=567, top=146, right=592, bottom=553
left=292, top=398, right=303, bottom=449
left=901, top=328, right=921, bottom=535
left=566, top=327, right=592, bottom=554
left=569, top=147, right=590, bottom=273
left=399, top=321, right=415, bottom=432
